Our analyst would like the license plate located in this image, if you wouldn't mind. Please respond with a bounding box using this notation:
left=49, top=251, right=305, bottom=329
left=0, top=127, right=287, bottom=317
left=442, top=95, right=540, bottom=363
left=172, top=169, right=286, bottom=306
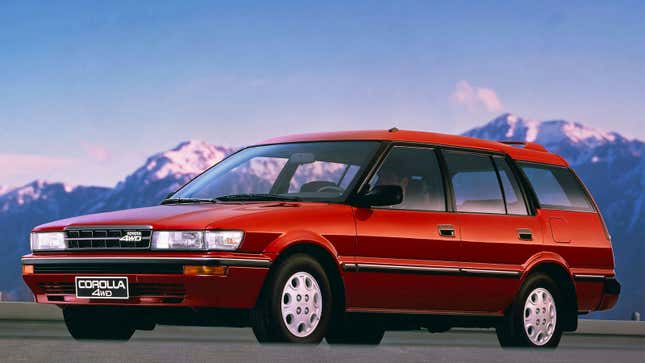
left=75, top=277, right=129, bottom=299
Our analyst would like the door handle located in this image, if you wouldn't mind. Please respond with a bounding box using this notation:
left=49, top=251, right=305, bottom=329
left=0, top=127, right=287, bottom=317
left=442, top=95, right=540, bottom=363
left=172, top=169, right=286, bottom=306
left=517, top=228, right=533, bottom=241
left=438, top=224, right=456, bottom=238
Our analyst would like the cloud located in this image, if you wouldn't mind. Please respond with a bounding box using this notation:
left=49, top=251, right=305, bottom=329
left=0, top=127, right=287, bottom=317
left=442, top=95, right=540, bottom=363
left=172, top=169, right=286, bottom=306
left=80, top=142, right=112, bottom=163
left=451, top=80, right=503, bottom=112
left=0, top=153, right=73, bottom=179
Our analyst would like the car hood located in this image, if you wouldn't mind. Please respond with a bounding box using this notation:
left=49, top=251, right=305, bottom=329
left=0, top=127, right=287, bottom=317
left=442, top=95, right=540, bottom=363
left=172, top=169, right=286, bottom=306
left=33, top=202, right=310, bottom=232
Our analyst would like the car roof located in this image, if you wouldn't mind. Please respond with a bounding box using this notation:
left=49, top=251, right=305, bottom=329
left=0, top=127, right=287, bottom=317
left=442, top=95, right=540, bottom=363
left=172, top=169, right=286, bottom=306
left=259, top=129, right=568, bottom=166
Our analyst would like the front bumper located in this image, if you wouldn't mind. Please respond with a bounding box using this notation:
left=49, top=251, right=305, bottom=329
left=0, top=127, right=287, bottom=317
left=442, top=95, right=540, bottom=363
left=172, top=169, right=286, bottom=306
left=21, top=253, right=272, bottom=309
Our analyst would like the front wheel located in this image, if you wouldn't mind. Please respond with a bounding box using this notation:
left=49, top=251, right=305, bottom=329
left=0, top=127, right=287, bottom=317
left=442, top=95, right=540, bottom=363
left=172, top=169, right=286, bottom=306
left=252, top=254, right=333, bottom=343
left=496, top=273, right=563, bottom=348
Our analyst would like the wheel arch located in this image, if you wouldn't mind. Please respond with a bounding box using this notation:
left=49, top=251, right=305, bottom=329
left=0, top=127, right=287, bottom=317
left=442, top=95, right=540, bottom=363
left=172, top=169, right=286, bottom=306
left=521, top=255, right=578, bottom=332
left=258, top=240, right=346, bottom=315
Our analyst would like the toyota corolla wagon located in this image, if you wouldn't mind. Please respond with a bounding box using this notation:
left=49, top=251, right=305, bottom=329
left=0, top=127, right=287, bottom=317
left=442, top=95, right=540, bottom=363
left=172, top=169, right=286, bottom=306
left=22, top=129, right=620, bottom=348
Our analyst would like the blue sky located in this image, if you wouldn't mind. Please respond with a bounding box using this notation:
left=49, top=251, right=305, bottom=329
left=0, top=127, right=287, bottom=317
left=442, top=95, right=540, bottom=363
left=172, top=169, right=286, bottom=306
left=0, top=1, right=643, bottom=187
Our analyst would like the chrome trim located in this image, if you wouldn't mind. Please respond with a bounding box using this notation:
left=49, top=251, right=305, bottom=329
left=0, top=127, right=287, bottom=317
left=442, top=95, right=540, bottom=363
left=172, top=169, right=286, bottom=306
left=343, top=262, right=520, bottom=278
left=341, top=263, right=358, bottom=272
left=460, top=268, right=521, bottom=277
left=64, top=237, right=125, bottom=241
left=64, top=225, right=154, bottom=230
left=573, top=274, right=608, bottom=281
left=346, top=307, right=503, bottom=317
left=357, top=263, right=460, bottom=274
left=21, top=256, right=271, bottom=268
left=62, top=225, right=154, bottom=251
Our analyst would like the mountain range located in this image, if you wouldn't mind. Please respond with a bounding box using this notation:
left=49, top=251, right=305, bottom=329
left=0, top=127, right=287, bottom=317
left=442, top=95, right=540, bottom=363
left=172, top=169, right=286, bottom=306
left=1, top=114, right=642, bottom=319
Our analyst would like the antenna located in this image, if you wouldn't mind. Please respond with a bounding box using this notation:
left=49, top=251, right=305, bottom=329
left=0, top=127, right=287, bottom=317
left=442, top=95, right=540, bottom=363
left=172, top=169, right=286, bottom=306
left=388, top=127, right=399, bottom=133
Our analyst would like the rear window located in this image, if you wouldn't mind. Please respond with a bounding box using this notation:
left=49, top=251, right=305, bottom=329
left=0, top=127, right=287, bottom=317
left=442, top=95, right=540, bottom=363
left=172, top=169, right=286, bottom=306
left=519, top=163, right=594, bottom=212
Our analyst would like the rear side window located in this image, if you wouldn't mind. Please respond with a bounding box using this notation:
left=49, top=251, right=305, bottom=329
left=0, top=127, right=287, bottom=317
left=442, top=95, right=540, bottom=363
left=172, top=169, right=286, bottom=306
left=519, top=163, right=594, bottom=212
left=443, top=151, right=505, bottom=214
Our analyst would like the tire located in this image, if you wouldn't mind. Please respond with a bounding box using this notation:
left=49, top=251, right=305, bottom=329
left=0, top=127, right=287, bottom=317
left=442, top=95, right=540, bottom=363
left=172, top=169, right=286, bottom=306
left=496, top=273, right=563, bottom=348
left=251, top=254, right=333, bottom=343
left=63, top=306, right=136, bottom=341
left=326, top=317, right=385, bottom=345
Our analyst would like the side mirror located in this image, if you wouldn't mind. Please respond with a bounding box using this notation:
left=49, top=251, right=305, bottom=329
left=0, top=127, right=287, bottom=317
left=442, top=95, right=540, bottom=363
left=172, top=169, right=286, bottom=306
left=355, top=185, right=403, bottom=208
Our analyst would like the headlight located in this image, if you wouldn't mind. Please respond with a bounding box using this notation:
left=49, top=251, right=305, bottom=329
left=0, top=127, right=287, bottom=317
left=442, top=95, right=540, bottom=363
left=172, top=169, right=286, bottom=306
left=205, top=230, right=244, bottom=251
left=151, top=231, right=204, bottom=250
left=151, top=230, right=244, bottom=251
left=30, top=232, right=66, bottom=251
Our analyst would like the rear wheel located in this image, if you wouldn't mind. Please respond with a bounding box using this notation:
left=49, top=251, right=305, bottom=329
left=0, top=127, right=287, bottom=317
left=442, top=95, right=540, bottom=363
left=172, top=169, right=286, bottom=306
left=496, top=273, right=563, bottom=348
left=252, top=254, right=332, bottom=343
left=63, top=306, right=136, bottom=340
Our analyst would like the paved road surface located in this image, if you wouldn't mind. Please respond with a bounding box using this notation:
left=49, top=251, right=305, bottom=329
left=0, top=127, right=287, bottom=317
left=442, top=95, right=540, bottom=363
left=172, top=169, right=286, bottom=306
left=0, top=320, right=643, bottom=362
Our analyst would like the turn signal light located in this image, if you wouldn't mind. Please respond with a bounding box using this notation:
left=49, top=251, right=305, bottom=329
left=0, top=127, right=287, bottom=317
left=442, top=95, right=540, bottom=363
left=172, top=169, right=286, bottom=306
left=22, top=265, right=34, bottom=275
left=183, top=265, right=227, bottom=276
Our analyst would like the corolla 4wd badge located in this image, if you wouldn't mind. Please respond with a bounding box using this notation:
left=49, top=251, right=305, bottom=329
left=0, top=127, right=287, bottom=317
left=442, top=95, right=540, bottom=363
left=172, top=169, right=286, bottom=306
left=75, top=277, right=129, bottom=299
left=119, top=231, right=142, bottom=242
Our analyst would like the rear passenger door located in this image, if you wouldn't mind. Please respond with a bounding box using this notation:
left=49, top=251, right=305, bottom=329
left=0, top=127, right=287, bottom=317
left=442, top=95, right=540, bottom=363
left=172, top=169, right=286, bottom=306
left=441, top=150, right=542, bottom=314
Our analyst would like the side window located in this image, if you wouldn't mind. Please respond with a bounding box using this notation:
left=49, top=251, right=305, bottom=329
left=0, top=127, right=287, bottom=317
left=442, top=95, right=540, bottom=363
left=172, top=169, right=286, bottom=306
left=367, top=146, right=445, bottom=211
left=444, top=151, right=505, bottom=214
left=493, top=157, right=528, bottom=215
left=519, top=163, right=594, bottom=212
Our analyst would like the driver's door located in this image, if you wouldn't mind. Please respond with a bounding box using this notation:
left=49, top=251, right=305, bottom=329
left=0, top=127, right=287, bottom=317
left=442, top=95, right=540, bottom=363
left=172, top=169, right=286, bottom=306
left=345, top=146, right=464, bottom=312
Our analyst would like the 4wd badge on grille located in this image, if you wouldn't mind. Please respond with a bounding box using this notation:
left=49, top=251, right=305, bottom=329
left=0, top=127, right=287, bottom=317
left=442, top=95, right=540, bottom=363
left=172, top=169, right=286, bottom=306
left=75, top=277, right=129, bottom=299
left=119, top=231, right=142, bottom=242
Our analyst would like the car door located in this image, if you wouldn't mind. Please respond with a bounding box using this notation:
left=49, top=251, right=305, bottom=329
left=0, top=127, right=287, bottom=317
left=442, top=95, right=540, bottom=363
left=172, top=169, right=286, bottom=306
left=442, top=150, right=542, bottom=313
left=347, top=145, right=463, bottom=312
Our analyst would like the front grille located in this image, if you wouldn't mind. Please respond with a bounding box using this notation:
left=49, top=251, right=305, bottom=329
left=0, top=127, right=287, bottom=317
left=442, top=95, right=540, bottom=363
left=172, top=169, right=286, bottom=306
left=34, top=263, right=183, bottom=274
left=65, top=226, right=152, bottom=250
left=40, top=282, right=186, bottom=298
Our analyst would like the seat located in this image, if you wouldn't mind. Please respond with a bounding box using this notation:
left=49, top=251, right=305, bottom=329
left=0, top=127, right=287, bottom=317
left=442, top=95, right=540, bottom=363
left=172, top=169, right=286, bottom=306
left=403, top=179, right=429, bottom=210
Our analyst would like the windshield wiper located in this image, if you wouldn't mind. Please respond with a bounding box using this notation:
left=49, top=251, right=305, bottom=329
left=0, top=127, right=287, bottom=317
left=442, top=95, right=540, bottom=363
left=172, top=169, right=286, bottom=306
left=214, top=193, right=302, bottom=202
left=160, top=197, right=218, bottom=205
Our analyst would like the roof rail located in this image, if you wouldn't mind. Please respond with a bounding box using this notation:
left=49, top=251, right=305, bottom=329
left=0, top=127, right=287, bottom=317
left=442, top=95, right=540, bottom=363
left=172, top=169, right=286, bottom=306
left=498, top=141, right=548, bottom=152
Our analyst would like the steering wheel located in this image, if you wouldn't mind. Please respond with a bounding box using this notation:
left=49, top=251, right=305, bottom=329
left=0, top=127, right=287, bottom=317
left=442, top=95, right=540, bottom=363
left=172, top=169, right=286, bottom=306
left=317, top=185, right=344, bottom=194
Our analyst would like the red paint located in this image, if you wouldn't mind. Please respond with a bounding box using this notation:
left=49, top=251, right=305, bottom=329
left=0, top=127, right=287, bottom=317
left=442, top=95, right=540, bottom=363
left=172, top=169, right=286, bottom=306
left=22, top=130, right=618, bottom=319
left=24, top=267, right=267, bottom=308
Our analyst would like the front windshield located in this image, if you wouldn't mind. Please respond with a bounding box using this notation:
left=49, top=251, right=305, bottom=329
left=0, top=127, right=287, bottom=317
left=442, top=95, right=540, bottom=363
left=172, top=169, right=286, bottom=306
left=170, top=141, right=381, bottom=203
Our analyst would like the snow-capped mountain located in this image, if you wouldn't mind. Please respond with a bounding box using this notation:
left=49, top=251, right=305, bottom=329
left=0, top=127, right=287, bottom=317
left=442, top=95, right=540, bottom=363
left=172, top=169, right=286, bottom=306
left=0, top=181, right=111, bottom=299
left=0, top=116, right=642, bottom=319
left=0, top=185, right=14, bottom=197
left=465, top=114, right=644, bottom=319
left=464, top=114, right=640, bottom=165
left=89, top=140, right=234, bottom=212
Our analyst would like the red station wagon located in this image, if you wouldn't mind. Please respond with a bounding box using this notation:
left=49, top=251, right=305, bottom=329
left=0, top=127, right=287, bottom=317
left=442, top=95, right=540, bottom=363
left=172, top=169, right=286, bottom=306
left=22, top=129, right=620, bottom=348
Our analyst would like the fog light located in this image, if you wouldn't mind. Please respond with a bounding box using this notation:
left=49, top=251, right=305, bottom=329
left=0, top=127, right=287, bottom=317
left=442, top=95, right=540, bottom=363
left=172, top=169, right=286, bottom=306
left=22, top=265, right=34, bottom=275
left=183, top=265, right=227, bottom=276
